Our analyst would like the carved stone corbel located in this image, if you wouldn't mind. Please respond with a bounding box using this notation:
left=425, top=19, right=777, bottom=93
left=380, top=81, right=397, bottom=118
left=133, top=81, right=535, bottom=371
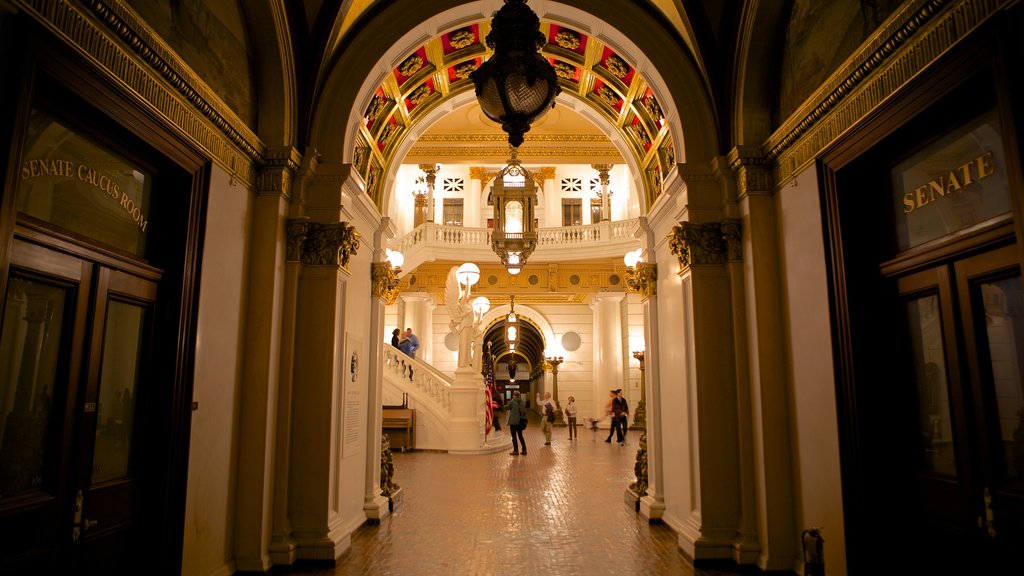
left=624, top=262, right=657, bottom=299
left=371, top=262, right=401, bottom=304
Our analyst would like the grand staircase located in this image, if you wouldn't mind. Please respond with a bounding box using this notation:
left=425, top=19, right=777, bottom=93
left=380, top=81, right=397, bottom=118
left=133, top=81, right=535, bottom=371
left=382, top=344, right=509, bottom=452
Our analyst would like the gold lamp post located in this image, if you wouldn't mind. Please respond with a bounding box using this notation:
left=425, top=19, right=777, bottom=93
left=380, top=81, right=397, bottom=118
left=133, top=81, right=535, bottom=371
left=545, top=356, right=565, bottom=425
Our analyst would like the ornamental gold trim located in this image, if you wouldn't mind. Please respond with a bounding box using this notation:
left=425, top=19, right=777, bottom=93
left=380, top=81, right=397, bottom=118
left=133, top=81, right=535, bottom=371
left=371, top=262, right=401, bottom=304
left=769, top=0, right=1003, bottom=184
left=18, top=0, right=264, bottom=187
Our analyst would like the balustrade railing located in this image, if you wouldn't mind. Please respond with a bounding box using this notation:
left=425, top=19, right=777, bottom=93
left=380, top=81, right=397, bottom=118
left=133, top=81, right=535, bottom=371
left=384, top=345, right=452, bottom=413
left=390, top=219, right=640, bottom=269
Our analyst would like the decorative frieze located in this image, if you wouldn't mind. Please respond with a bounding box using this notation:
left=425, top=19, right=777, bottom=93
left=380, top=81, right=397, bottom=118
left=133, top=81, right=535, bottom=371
left=768, top=0, right=1003, bottom=184
left=286, top=219, right=361, bottom=268
left=256, top=147, right=302, bottom=198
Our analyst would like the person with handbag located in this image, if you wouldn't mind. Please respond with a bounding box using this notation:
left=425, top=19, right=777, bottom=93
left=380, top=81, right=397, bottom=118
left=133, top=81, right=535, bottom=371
left=506, top=391, right=528, bottom=456
left=537, top=391, right=556, bottom=445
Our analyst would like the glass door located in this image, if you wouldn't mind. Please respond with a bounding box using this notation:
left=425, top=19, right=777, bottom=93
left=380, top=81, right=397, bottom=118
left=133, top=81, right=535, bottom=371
left=898, top=243, right=1024, bottom=571
left=0, top=235, right=158, bottom=571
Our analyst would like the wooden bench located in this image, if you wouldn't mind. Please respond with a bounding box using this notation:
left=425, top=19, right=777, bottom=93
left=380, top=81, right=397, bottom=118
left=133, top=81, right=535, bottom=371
left=382, top=407, right=415, bottom=452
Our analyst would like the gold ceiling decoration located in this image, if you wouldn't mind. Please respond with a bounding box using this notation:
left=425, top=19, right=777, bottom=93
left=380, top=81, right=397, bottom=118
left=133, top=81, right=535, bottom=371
left=354, top=17, right=674, bottom=209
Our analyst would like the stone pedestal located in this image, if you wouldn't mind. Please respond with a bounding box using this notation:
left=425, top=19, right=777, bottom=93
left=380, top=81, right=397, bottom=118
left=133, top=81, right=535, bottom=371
left=448, top=365, right=485, bottom=453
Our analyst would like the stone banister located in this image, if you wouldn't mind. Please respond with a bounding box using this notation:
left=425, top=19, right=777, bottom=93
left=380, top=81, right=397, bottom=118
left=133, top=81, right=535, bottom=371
left=390, top=219, right=641, bottom=271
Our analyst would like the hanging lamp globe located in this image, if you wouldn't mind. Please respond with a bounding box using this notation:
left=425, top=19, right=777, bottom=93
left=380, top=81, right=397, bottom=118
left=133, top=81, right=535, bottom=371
left=470, top=0, right=560, bottom=148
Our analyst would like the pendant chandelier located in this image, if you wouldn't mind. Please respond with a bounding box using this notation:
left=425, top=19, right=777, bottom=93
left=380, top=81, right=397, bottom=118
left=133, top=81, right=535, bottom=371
left=470, top=0, right=560, bottom=148
left=505, top=295, right=519, bottom=351
left=490, top=149, right=537, bottom=275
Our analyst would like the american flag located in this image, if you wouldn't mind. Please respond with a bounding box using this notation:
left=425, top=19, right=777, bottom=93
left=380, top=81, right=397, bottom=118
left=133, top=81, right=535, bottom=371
left=483, top=344, right=496, bottom=436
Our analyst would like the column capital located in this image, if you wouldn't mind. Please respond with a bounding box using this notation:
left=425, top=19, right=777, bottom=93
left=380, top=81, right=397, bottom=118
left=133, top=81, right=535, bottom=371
left=668, top=220, right=742, bottom=270
left=535, top=166, right=556, bottom=181
left=625, top=263, right=657, bottom=299
left=256, top=146, right=302, bottom=199
left=286, top=218, right=361, bottom=268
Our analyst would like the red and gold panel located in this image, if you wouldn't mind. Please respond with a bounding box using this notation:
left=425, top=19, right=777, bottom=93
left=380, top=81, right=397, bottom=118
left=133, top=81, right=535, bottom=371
left=442, top=24, right=480, bottom=54
left=599, top=47, right=634, bottom=86
left=547, top=24, right=587, bottom=56
left=393, top=46, right=430, bottom=86
left=549, top=58, right=580, bottom=83
left=377, top=116, right=401, bottom=151
left=448, top=58, right=482, bottom=83
left=591, top=78, right=623, bottom=112
left=628, top=116, right=652, bottom=152
left=405, top=78, right=437, bottom=112
left=363, top=88, right=390, bottom=130
left=639, top=87, right=665, bottom=127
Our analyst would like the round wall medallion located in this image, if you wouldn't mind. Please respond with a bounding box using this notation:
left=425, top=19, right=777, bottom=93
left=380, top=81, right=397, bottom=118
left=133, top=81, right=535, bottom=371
left=609, top=274, right=621, bottom=285
left=570, top=274, right=580, bottom=285
left=444, top=332, right=460, bottom=351
left=561, top=331, right=581, bottom=352
left=488, top=275, right=498, bottom=285
left=408, top=274, right=417, bottom=286
left=528, top=274, right=539, bottom=285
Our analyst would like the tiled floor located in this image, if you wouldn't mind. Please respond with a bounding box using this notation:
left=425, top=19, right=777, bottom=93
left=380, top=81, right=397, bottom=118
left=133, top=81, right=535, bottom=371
left=282, top=415, right=753, bottom=576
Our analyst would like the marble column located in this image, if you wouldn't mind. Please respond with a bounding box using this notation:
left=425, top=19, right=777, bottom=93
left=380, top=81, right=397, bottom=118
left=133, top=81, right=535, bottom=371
left=400, top=293, right=434, bottom=364
left=468, top=167, right=488, bottom=228
left=234, top=147, right=296, bottom=571
left=591, top=293, right=625, bottom=421
left=287, top=220, right=360, bottom=561
left=537, top=167, right=557, bottom=228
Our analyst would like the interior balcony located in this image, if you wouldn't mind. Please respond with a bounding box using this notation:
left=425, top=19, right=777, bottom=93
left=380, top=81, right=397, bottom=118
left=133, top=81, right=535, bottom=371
left=389, top=218, right=642, bottom=272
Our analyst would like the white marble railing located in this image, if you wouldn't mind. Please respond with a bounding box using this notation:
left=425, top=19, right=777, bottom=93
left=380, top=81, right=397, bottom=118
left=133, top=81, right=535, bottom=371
left=390, top=219, right=640, bottom=270
left=384, top=345, right=453, bottom=413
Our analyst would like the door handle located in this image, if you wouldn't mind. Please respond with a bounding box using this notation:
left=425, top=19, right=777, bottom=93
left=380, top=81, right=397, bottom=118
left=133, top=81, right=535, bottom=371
left=976, top=486, right=996, bottom=539
left=72, top=489, right=99, bottom=542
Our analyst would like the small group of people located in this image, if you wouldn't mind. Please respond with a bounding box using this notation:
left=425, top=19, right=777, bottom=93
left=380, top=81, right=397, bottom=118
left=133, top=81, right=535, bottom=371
left=391, top=327, right=419, bottom=358
left=604, top=388, right=629, bottom=445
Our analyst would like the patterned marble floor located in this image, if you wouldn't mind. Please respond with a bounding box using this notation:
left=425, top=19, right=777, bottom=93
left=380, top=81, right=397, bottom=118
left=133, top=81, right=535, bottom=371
left=280, top=415, right=754, bottom=576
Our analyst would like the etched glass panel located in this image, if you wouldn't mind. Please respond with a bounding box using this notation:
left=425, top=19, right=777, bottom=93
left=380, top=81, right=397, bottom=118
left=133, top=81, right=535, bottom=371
left=17, top=109, right=152, bottom=256
left=905, top=294, right=957, bottom=476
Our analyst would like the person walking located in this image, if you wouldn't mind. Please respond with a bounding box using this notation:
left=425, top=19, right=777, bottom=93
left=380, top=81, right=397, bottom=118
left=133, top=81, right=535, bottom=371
left=506, top=391, right=527, bottom=456
left=564, top=396, right=578, bottom=440
left=537, top=391, right=556, bottom=445
left=605, top=389, right=625, bottom=444
left=616, top=389, right=629, bottom=444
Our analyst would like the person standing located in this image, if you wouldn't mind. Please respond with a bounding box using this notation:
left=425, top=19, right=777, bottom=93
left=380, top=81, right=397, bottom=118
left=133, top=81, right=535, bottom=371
left=564, top=396, right=578, bottom=440
left=605, top=389, right=625, bottom=444
left=537, top=391, right=556, bottom=445
left=404, top=327, right=419, bottom=359
left=506, top=391, right=527, bottom=456
left=610, top=389, right=626, bottom=444
left=390, top=328, right=400, bottom=347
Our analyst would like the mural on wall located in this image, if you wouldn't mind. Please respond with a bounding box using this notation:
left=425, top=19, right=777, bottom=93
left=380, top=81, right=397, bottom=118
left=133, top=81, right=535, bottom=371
left=131, top=0, right=255, bottom=127
left=779, top=0, right=900, bottom=121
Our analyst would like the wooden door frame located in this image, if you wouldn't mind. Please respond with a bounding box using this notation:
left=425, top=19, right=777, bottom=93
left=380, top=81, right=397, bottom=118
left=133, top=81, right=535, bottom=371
left=0, top=19, right=209, bottom=572
left=818, top=12, right=1024, bottom=573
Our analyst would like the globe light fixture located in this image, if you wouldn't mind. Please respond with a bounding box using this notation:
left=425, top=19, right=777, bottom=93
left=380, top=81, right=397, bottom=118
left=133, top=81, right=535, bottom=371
left=505, top=295, right=519, bottom=349
left=470, top=0, right=560, bottom=148
left=456, top=262, right=481, bottom=297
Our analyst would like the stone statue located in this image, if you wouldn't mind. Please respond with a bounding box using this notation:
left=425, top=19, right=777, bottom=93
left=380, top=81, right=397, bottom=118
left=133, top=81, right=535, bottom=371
left=445, top=266, right=476, bottom=368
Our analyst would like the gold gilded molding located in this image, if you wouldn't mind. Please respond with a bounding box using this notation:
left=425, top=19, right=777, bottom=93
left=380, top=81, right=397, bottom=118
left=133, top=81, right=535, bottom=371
left=769, top=0, right=1003, bottom=184
left=416, top=134, right=611, bottom=143
left=371, top=262, right=401, bottom=304
left=535, top=167, right=556, bottom=181
left=18, top=0, right=264, bottom=186
left=624, top=262, right=657, bottom=299
left=406, top=146, right=622, bottom=159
